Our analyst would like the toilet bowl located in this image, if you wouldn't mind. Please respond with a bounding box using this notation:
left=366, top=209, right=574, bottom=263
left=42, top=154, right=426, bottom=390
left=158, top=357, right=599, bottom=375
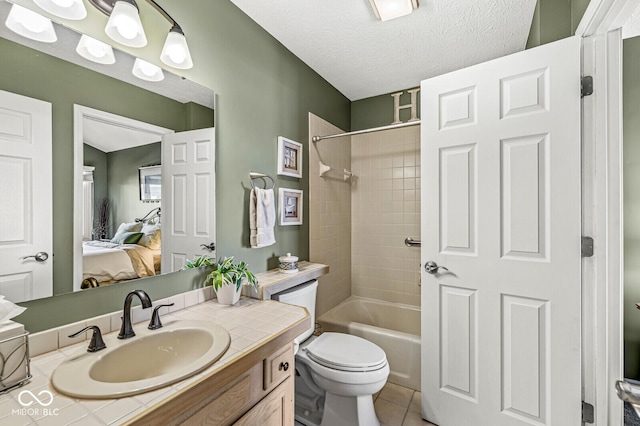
left=271, top=280, right=389, bottom=426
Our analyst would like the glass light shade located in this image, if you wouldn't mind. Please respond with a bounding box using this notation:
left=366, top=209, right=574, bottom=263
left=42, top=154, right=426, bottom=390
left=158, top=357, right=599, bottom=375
left=132, top=58, right=164, bottom=82
left=5, top=4, right=57, bottom=43
left=105, top=1, right=147, bottom=48
left=370, top=0, right=415, bottom=21
left=76, top=35, right=115, bottom=64
left=160, top=30, right=193, bottom=69
left=34, top=0, right=87, bottom=21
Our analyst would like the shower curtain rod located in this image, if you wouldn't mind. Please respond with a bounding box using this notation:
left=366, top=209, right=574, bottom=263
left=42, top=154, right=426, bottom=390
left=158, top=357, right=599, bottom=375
left=311, top=120, right=421, bottom=143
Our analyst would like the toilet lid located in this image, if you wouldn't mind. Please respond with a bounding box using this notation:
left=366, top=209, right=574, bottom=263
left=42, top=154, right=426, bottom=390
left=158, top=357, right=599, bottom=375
left=303, top=333, right=387, bottom=372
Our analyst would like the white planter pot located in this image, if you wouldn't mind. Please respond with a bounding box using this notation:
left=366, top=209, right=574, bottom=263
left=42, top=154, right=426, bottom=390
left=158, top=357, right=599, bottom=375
left=214, top=281, right=241, bottom=305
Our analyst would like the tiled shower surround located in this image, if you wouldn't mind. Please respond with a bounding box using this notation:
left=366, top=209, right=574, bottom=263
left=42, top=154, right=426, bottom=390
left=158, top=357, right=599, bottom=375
left=351, top=126, right=421, bottom=306
left=309, top=113, right=421, bottom=311
left=309, top=113, right=352, bottom=316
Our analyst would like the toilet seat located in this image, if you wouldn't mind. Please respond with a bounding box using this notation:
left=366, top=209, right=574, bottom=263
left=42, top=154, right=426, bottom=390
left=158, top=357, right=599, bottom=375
left=302, top=332, right=387, bottom=372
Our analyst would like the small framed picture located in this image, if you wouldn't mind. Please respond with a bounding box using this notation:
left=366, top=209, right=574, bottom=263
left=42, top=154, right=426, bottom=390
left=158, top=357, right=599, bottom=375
left=278, top=188, right=303, bottom=226
left=277, top=136, right=303, bottom=178
left=139, top=165, right=161, bottom=201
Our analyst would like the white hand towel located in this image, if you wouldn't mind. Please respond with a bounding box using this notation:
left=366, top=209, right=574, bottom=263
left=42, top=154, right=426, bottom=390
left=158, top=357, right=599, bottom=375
left=250, top=188, right=276, bottom=248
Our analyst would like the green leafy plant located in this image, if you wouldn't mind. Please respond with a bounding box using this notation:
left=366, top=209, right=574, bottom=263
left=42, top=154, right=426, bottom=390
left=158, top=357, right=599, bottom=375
left=207, top=256, right=258, bottom=292
left=182, top=255, right=215, bottom=270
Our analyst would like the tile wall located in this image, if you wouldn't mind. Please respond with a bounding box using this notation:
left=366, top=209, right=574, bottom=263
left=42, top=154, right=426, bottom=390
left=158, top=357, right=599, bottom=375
left=351, top=126, right=421, bottom=306
left=308, top=113, right=352, bottom=316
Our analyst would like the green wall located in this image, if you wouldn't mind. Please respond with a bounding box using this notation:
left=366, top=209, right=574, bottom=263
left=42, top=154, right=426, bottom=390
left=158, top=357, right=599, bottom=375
left=5, top=1, right=350, bottom=332
left=624, top=36, right=640, bottom=379
left=108, top=143, right=162, bottom=233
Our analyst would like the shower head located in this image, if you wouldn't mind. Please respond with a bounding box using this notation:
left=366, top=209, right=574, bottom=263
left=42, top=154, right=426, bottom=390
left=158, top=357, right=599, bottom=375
left=319, top=161, right=331, bottom=177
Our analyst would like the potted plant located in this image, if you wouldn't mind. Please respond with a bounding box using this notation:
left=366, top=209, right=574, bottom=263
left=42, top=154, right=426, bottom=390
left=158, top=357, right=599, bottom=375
left=207, top=256, right=258, bottom=305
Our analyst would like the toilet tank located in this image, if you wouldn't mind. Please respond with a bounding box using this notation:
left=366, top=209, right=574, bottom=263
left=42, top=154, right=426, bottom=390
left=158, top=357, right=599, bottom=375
left=271, top=280, right=317, bottom=344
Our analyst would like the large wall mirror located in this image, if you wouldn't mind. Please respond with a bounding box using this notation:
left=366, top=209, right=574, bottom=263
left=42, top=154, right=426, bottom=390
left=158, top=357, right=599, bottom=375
left=0, top=0, right=215, bottom=302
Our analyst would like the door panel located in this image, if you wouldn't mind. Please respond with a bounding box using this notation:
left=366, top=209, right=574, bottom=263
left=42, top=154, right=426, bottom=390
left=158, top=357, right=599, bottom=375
left=0, top=90, right=52, bottom=302
left=162, top=128, right=216, bottom=273
left=421, top=36, right=581, bottom=425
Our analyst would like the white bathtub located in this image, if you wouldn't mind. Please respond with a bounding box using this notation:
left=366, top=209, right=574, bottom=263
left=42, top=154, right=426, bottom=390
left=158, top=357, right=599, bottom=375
left=317, top=296, right=421, bottom=391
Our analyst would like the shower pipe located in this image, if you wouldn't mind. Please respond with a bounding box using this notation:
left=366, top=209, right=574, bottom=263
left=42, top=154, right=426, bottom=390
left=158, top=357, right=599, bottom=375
left=311, top=120, right=421, bottom=143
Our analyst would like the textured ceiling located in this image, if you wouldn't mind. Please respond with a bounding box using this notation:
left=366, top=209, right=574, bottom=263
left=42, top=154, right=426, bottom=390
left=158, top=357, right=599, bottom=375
left=230, top=0, right=537, bottom=101
left=623, top=2, right=640, bottom=39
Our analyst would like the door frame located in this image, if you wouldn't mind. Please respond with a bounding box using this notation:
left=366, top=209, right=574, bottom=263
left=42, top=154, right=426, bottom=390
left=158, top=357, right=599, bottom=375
left=577, top=1, right=640, bottom=424
left=72, top=105, right=173, bottom=292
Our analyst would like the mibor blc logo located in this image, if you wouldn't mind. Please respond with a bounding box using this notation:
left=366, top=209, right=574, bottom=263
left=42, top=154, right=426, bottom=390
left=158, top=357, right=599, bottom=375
left=12, top=390, right=59, bottom=417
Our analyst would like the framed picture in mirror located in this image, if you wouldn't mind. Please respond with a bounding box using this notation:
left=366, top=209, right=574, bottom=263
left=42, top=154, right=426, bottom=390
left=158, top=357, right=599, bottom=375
left=139, top=165, right=162, bottom=201
left=277, top=136, right=302, bottom=178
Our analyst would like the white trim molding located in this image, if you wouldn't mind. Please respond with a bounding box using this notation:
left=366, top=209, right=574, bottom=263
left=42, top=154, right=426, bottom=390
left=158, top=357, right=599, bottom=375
left=578, top=1, right=640, bottom=424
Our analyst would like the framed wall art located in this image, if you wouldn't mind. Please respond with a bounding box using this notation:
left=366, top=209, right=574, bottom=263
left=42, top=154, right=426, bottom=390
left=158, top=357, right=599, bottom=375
left=139, top=165, right=162, bottom=201
left=277, top=136, right=302, bottom=178
left=278, top=188, right=303, bottom=226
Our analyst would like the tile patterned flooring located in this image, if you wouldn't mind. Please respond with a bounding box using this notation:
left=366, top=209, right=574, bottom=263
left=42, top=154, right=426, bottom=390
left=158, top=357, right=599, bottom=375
left=374, top=382, right=437, bottom=426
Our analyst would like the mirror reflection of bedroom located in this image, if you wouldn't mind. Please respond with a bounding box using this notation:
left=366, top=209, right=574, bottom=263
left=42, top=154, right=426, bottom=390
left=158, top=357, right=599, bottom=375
left=80, top=109, right=170, bottom=289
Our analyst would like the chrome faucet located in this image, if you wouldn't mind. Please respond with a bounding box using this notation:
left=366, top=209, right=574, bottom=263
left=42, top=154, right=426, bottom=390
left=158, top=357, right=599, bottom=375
left=118, top=290, right=152, bottom=339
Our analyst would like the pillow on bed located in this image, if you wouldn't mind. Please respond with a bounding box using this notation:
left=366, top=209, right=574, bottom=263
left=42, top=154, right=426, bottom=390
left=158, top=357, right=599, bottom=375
left=112, top=222, right=143, bottom=240
left=111, top=231, right=143, bottom=245
left=138, top=224, right=161, bottom=250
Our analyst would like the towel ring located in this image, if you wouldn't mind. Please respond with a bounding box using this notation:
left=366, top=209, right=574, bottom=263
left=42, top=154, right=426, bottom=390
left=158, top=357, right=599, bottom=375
left=249, top=172, right=275, bottom=190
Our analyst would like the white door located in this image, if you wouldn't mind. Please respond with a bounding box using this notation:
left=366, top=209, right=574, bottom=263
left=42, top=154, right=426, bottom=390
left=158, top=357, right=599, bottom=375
left=421, top=36, right=581, bottom=425
left=162, top=128, right=216, bottom=273
left=0, top=90, right=52, bottom=302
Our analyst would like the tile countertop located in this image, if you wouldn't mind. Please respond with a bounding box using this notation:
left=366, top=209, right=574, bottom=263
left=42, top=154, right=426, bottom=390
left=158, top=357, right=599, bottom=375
left=244, top=261, right=330, bottom=300
left=0, top=297, right=309, bottom=426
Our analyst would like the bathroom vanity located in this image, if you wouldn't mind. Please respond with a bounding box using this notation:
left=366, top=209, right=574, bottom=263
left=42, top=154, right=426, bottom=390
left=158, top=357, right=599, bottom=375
left=4, top=292, right=309, bottom=425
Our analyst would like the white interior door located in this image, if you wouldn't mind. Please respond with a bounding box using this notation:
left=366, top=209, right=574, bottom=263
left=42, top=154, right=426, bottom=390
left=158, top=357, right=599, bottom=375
left=421, top=36, right=582, bottom=425
left=162, top=128, right=216, bottom=273
left=0, top=89, right=52, bottom=302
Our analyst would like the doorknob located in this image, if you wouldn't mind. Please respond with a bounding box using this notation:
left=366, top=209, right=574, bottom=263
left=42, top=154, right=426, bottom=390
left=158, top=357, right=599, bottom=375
left=424, top=261, right=448, bottom=275
left=200, top=243, right=216, bottom=252
left=21, top=252, right=49, bottom=262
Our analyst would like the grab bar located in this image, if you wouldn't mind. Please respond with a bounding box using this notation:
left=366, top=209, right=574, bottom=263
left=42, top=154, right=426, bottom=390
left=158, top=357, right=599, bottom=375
left=404, top=237, right=421, bottom=247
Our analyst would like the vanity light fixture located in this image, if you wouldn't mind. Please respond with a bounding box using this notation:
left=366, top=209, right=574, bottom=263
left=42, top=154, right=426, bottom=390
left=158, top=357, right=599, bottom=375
left=103, top=0, right=147, bottom=48
left=76, top=34, right=116, bottom=64
left=87, top=0, right=193, bottom=69
left=369, top=0, right=418, bottom=21
left=33, top=0, right=87, bottom=21
left=5, top=3, right=57, bottom=43
left=132, top=57, right=164, bottom=81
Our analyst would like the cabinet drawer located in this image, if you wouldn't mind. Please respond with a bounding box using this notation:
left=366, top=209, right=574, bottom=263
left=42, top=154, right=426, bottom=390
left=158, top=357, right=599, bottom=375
left=263, top=343, right=293, bottom=390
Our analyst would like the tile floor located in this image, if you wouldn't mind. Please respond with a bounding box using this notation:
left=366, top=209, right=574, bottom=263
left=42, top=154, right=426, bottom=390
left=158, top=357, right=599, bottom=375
left=374, top=382, right=437, bottom=426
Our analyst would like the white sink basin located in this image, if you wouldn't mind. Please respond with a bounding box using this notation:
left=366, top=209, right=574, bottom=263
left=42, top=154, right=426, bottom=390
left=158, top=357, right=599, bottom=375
left=52, top=320, right=230, bottom=398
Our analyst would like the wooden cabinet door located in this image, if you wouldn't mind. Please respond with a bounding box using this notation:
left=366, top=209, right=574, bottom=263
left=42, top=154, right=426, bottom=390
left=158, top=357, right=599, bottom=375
left=234, top=377, right=293, bottom=426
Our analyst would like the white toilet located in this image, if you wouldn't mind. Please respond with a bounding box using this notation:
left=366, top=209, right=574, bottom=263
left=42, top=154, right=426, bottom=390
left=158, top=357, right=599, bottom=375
left=272, top=280, right=389, bottom=426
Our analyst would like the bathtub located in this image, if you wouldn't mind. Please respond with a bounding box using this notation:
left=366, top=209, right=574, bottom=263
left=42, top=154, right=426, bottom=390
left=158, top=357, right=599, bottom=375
left=316, top=296, right=421, bottom=391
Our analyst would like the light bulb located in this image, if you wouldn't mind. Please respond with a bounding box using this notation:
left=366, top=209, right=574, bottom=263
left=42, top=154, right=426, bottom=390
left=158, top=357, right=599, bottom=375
left=5, top=4, right=57, bottom=43
left=105, top=1, right=147, bottom=48
left=76, top=35, right=116, bottom=64
left=160, top=29, right=193, bottom=69
left=132, top=58, right=164, bottom=82
left=34, top=0, right=87, bottom=21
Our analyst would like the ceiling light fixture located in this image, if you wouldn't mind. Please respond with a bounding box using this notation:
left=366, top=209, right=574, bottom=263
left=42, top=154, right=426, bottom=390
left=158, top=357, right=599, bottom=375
left=5, top=4, right=57, bottom=43
left=369, top=0, right=418, bottom=22
left=33, top=0, right=87, bottom=21
left=76, top=34, right=116, bottom=64
left=87, top=0, right=193, bottom=69
left=132, top=57, right=164, bottom=81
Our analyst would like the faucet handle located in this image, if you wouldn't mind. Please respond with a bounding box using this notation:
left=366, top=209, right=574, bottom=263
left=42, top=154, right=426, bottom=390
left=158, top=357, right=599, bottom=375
left=148, top=303, right=174, bottom=330
left=68, top=326, right=106, bottom=352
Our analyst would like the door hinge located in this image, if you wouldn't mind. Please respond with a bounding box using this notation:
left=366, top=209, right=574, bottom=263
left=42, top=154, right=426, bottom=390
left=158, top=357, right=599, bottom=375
left=581, top=76, right=593, bottom=98
left=582, top=236, right=594, bottom=258
left=582, top=401, right=595, bottom=423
